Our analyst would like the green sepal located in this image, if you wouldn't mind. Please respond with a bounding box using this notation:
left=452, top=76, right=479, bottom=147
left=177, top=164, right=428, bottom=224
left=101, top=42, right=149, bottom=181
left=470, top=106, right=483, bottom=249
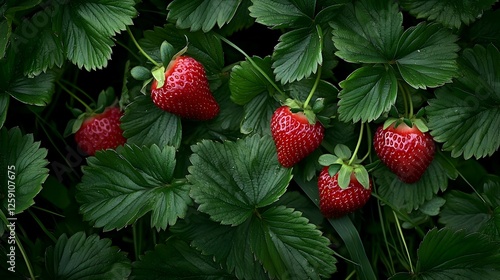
left=284, top=98, right=302, bottom=110
left=388, top=106, right=399, bottom=118
left=131, top=66, right=152, bottom=81
left=95, top=87, right=116, bottom=113
left=334, top=144, right=351, bottom=159
left=160, top=41, right=176, bottom=67
left=318, top=154, right=339, bottom=166
left=413, top=118, right=429, bottom=133
left=415, top=107, right=426, bottom=118
left=152, top=66, right=166, bottom=88
left=383, top=118, right=399, bottom=129
left=353, top=165, right=370, bottom=189
left=312, top=98, right=325, bottom=113
left=303, top=109, right=317, bottom=125
left=337, top=164, right=353, bottom=190
left=403, top=117, right=413, bottom=128
left=327, top=164, right=342, bottom=177
left=141, top=78, right=154, bottom=95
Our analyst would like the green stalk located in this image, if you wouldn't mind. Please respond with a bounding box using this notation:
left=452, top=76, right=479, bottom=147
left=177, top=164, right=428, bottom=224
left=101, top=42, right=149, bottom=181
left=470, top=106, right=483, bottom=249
left=348, top=123, right=365, bottom=166
left=215, top=33, right=286, bottom=97
left=126, top=26, right=161, bottom=68
left=59, top=79, right=96, bottom=105
left=57, top=81, right=93, bottom=112
left=377, top=198, right=396, bottom=275
left=303, top=66, right=322, bottom=109
left=392, top=211, right=414, bottom=274
left=28, top=209, right=57, bottom=243
left=398, top=82, right=409, bottom=118
left=359, top=124, right=372, bottom=163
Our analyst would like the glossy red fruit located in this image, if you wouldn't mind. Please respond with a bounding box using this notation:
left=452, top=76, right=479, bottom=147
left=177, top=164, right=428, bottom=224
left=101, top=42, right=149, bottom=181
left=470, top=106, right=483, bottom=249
left=373, top=122, right=435, bottom=183
left=75, top=107, right=126, bottom=156
left=270, top=106, right=324, bottom=168
left=151, top=55, right=219, bottom=120
left=318, top=167, right=372, bottom=219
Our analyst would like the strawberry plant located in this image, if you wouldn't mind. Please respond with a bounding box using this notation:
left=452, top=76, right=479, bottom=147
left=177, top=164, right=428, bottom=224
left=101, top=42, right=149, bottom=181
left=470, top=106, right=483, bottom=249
left=1, top=0, right=500, bottom=279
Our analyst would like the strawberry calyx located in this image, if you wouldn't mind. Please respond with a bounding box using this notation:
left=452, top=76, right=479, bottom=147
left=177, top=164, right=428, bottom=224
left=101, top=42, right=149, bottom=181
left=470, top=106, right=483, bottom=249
left=383, top=115, right=429, bottom=134
left=318, top=144, right=370, bottom=190
left=284, top=98, right=319, bottom=125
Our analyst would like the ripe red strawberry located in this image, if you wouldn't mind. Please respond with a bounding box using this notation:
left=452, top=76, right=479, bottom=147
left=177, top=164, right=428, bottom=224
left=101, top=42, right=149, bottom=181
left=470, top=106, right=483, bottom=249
left=318, top=167, right=372, bottom=218
left=151, top=55, right=219, bottom=120
left=270, top=106, right=324, bottom=168
left=373, top=122, right=435, bottom=184
left=75, top=107, right=126, bottom=156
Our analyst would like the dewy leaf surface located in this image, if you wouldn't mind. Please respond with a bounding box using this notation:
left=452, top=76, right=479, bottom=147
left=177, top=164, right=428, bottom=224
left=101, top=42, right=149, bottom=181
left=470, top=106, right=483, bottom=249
left=338, top=65, right=398, bottom=123
left=45, top=232, right=131, bottom=279
left=76, top=145, right=190, bottom=231
left=167, top=0, right=241, bottom=32
left=188, top=134, right=292, bottom=226
left=121, top=95, right=182, bottom=149
left=60, top=0, right=136, bottom=71
left=427, top=44, right=500, bottom=159
left=400, top=0, right=497, bottom=29
left=395, top=23, right=459, bottom=89
left=0, top=127, right=49, bottom=214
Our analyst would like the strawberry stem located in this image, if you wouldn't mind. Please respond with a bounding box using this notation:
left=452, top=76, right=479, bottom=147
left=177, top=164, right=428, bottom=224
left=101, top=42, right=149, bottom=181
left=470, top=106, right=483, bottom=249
left=348, top=122, right=365, bottom=166
left=215, top=33, right=286, bottom=97
left=392, top=211, right=414, bottom=274
left=359, top=124, right=372, bottom=162
left=126, top=26, right=162, bottom=68
left=57, top=81, right=93, bottom=112
left=303, top=66, right=322, bottom=109
left=398, top=82, right=414, bottom=119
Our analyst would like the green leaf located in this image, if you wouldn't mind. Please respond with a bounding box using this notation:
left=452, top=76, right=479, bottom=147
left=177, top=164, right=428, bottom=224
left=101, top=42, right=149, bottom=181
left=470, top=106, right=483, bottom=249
left=219, top=0, right=255, bottom=36
left=338, top=65, right=398, bottom=123
left=439, top=190, right=499, bottom=238
left=249, top=0, right=314, bottom=29
left=130, top=66, right=152, bottom=81
left=250, top=206, right=336, bottom=279
left=418, top=196, right=446, bottom=216
left=171, top=212, right=269, bottom=279
left=140, top=24, right=224, bottom=75
left=188, top=134, right=292, bottom=226
left=45, top=232, right=130, bottom=279
left=131, top=237, right=233, bottom=279
left=76, top=145, right=191, bottom=231
left=60, top=0, right=137, bottom=71
left=12, top=14, right=64, bottom=76
left=391, top=228, right=500, bottom=279
left=465, top=9, right=500, bottom=47
left=1, top=67, right=56, bottom=106
left=0, top=93, right=8, bottom=129
left=121, top=95, right=182, bottom=149
left=331, top=0, right=403, bottom=63
left=427, top=44, right=500, bottom=159
left=400, top=0, right=497, bottom=29
left=0, top=127, right=49, bottom=214
left=334, top=144, right=351, bottom=159
left=240, top=93, right=278, bottom=135
left=273, top=25, right=322, bottom=84
left=0, top=20, right=11, bottom=59
left=167, top=0, right=241, bottom=32
left=395, top=23, right=459, bottom=89
left=318, top=154, right=339, bottom=166
left=229, top=56, right=275, bottom=105
left=374, top=158, right=448, bottom=212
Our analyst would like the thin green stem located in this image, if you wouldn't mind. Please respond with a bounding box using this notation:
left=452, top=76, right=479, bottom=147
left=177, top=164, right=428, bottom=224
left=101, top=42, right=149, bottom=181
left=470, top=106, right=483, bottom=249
left=398, top=82, right=409, bottom=118
left=377, top=196, right=396, bottom=275
left=215, top=33, right=286, bottom=97
left=392, top=211, right=414, bottom=274
left=57, top=81, right=92, bottom=112
left=116, top=40, right=142, bottom=62
left=303, top=66, right=322, bottom=108
left=126, top=26, right=161, bottom=68
left=59, top=79, right=96, bottom=105
left=348, top=123, right=365, bottom=165
left=28, top=209, right=58, bottom=243
left=359, top=124, right=372, bottom=162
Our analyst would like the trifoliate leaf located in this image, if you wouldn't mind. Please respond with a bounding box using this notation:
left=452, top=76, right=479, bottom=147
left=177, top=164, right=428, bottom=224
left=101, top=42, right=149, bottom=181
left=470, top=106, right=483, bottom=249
left=167, top=0, right=241, bottom=32
left=139, top=24, right=224, bottom=75
left=395, top=23, right=459, bottom=89
left=60, top=0, right=136, bottom=71
left=229, top=56, right=275, bottom=105
left=439, top=190, right=499, bottom=238
left=240, top=93, right=278, bottom=135
left=331, top=0, right=403, bottom=63
left=131, top=237, right=232, bottom=279
left=273, top=25, right=323, bottom=84
left=250, top=206, right=336, bottom=279
left=390, top=228, right=500, bottom=279
left=374, top=158, right=448, bottom=213
left=121, top=95, right=182, bottom=149
left=188, top=134, right=292, bottom=226
left=76, top=145, right=191, bottom=231
left=249, top=0, right=315, bottom=29
left=338, top=65, right=398, bottom=123
left=0, top=127, right=49, bottom=214
left=45, top=232, right=130, bottom=279
left=427, top=44, right=500, bottom=159
left=400, top=0, right=497, bottom=29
